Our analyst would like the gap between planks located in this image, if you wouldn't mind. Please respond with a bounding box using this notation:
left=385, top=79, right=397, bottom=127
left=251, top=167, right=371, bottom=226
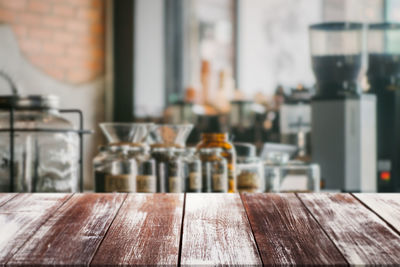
left=4, top=193, right=75, bottom=265
left=294, top=192, right=350, bottom=266
left=88, top=193, right=129, bottom=265
left=0, top=193, right=20, bottom=208
left=177, top=193, right=187, bottom=267
left=298, top=193, right=400, bottom=265
left=351, top=193, right=400, bottom=237
left=239, top=193, right=264, bottom=266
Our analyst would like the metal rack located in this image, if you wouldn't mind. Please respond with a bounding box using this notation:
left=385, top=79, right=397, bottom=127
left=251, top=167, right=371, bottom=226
left=0, top=107, right=91, bottom=192
left=0, top=70, right=91, bottom=192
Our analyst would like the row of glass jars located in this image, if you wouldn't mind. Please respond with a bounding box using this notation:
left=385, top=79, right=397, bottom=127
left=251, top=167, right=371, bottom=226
left=93, top=129, right=320, bottom=193
left=93, top=145, right=231, bottom=193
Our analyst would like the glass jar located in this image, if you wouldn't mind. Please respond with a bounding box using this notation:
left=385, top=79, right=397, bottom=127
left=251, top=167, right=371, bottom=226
left=93, top=145, right=115, bottom=192
left=264, top=153, right=320, bottom=193
left=93, top=145, right=138, bottom=192
left=237, top=157, right=265, bottom=193
left=0, top=95, right=80, bottom=192
left=199, top=148, right=228, bottom=193
left=183, top=147, right=202, bottom=193
left=235, top=143, right=264, bottom=193
left=136, top=159, right=157, bottom=193
left=197, top=133, right=236, bottom=192
left=276, top=161, right=320, bottom=192
left=151, top=147, right=184, bottom=193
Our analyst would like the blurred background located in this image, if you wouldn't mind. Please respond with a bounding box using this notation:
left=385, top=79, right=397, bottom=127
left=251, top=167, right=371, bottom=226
left=0, top=0, right=399, bottom=192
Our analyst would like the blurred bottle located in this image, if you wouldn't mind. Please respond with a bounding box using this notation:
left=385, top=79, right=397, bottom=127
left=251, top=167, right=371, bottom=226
left=213, top=69, right=234, bottom=113
left=201, top=60, right=211, bottom=105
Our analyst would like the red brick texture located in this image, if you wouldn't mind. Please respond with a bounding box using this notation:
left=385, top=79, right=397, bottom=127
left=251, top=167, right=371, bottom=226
left=0, top=0, right=105, bottom=84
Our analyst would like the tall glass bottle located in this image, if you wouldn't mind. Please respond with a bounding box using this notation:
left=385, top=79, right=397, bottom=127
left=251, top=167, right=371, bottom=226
left=183, top=147, right=202, bottom=192
left=197, top=133, right=236, bottom=192
left=199, top=148, right=228, bottom=193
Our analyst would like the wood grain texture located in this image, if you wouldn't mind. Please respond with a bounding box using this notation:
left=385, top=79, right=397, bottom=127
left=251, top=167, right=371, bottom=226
left=8, top=193, right=126, bottom=266
left=0, top=193, right=71, bottom=264
left=354, top=193, right=400, bottom=233
left=91, top=193, right=184, bottom=266
left=0, top=193, right=18, bottom=207
left=242, top=193, right=347, bottom=265
left=299, top=193, right=400, bottom=265
left=181, top=193, right=262, bottom=266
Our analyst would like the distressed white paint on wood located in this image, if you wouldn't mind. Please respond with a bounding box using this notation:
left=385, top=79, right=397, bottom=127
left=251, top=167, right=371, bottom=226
left=299, top=193, right=400, bottom=265
left=91, top=193, right=184, bottom=266
left=0, top=193, right=71, bottom=263
left=242, top=193, right=347, bottom=265
left=0, top=193, right=18, bottom=207
left=181, top=193, right=262, bottom=266
left=8, top=193, right=126, bottom=266
left=354, top=193, right=400, bottom=233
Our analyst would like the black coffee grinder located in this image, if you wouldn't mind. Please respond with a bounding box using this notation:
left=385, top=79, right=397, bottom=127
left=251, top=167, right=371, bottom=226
left=367, top=23, right=400, bottom=192
left=310, top=22, right=376, bottom=192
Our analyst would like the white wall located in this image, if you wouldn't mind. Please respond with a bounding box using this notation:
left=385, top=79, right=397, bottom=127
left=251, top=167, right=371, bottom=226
left=237, top=0, right=384, bottom=98
left=134, top=0, right=165, bottom=117
left=237, top=0, right=322, bottom=97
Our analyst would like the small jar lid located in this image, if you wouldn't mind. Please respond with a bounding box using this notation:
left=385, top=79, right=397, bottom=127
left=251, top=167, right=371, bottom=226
left=186, top=147, right=197, bottom=153
left=199, top=147, right=222, bottom=154
left=107, top=145, right=131, bottom=152
left=152, top=147, right=175, bottom=153
left=234, top=142, right=256, bottom=158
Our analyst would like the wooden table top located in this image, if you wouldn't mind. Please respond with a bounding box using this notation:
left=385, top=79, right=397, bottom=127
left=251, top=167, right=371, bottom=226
left=0, top=193, right=400, bottom=266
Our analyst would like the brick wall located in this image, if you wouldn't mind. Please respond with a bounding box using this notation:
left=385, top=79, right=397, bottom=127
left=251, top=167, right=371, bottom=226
left=0, top=0, right=105, bottom=84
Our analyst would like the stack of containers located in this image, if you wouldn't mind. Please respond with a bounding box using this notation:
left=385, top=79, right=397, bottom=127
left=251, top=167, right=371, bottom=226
left=93, top=123, right=156, bottom=193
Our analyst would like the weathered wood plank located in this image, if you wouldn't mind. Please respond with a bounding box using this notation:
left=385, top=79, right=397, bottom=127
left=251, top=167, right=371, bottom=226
left=0, top=193, right=18, bottom=208
left=181, top=193, right=262, bottom=266
left=91, top=193, right=184, bottom=266
left=354, top=193, right=400, bottom=233
left=242, top=193, right=347, bottom=265
left=299, top=193, right=400, bottom=265
left=8, top=193, right=126, bottom=266
left=0, top=193, right=71, bottom=264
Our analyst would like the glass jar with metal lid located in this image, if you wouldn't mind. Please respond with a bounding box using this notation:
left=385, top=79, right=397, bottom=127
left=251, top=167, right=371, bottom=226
left=263, top=152, right=320, bottom=193
left=197, top=132, right=236, bottom=192
left=93, top=145, right=116, bottom=192
left=0, top=94, right=84, bottom=192
left=235, top=143, right=265, bottom=193
left=94, top=145, right=138, bottom=192
left=199, top=147, right=228, bottom=193
left=183, top=147, right=202, bottom=193
left=151, top=147, right=184, bottom=193
left=132, top=145, right=157, bottom=193
left=136, top=158, right=157, bottom=193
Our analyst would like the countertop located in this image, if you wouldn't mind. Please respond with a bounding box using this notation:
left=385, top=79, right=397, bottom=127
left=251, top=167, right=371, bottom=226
left=0, top=193, right=400, bottom=266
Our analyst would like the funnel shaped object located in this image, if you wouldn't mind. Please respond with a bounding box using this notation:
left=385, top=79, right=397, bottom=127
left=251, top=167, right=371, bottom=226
left=150, top=124, right=193, bottom=147
left=100, top=123, right=154, bottom=145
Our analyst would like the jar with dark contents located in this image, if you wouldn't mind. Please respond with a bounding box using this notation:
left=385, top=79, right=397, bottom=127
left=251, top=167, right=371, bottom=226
left=197, top=133, right=236, bottom=192
left=93, top=145, right=114, bottom=192
left=199, top=148, right=228, bottom=193
left=151, top=147, right=184, bottom=193
left=167, top=148, right=184, bottom=193
left=151, top=147, right=169, bottom=193
left=183, top=147, right=202, bottom=192
left=136, top=159, right=157, bottom=193
left=93, top=145, right=138, bottom=192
